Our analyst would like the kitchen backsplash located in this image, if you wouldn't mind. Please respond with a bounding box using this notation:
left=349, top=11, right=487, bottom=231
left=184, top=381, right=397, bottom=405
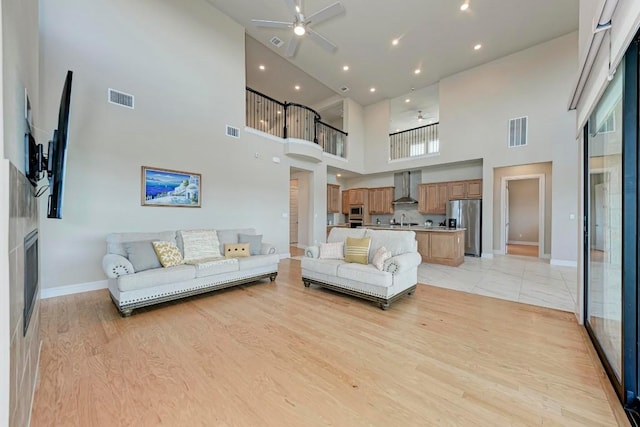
left=372, top=205, right=445, bottom=226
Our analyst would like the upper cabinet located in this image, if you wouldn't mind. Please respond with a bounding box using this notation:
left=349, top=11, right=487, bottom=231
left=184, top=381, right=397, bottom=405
left=419, top=179, right=482, bottom=213
left=348, top=188, right=366, bottom=205
left=341, top=190, right=349, bottom=214
left=418, top=183, right=448, bottom=214
left=448, top=179, right=482, bottom=199
left=368, top=187, right=394, bottom=214
left=327, top=184, right=340, bottom=213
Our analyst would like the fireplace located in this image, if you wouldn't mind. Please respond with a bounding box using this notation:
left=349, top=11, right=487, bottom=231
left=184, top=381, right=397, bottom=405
left=23, top=229, right=38, bottom=336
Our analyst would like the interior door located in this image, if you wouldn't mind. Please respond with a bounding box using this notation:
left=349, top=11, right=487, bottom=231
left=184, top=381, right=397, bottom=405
left=289, top=179, right=299, bottom=244
left=504, top=183, right=510, bottom=252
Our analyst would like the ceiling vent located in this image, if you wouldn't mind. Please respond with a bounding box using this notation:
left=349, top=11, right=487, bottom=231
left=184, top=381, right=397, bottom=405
left=339, top=86, right=350, bottom=93
left=226, top=125, right=240, bottom=138
left=508, top=116, right=527, bottom=148
left=270, top=36, right=284, bottom=48
left=108, top=88, right=134, bottom=109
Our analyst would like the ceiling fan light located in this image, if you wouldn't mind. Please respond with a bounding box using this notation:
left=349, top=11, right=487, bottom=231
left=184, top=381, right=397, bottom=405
left=294, top=24, right=306, bottom=36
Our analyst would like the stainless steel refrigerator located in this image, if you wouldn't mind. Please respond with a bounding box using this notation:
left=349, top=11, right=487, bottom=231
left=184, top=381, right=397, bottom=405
left=446, top=199, right=482, bottom=256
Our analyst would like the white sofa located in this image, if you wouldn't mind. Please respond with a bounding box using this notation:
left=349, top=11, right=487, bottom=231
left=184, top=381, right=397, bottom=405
left=102, top=228, right=278, bottom=316
left=302, top=228, right=422, bottom=309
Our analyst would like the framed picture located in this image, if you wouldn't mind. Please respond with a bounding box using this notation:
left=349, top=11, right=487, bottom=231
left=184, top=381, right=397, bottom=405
left=141, top=166, right=201, bottom=207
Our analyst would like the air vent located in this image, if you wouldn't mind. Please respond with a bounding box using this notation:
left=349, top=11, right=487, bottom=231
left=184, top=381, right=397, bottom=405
left=226, top=125, right=240, bottom=138
left=108, top=88, right=134, bottom=109
left=508, top=116, right=527, bottom=147
left=270, top=36, right=284, bottom=48
left=339, top=86, right=350, bottom=93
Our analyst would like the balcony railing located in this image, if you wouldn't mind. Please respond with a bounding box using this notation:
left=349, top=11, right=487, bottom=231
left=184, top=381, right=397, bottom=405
left=317, top=121, right=347, bottom=158
left=246, top=87, right=348, bottom=158
left=389, top=123, right=439, bottom=161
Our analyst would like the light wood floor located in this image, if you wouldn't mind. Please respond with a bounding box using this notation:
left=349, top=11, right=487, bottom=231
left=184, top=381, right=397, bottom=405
left=507, top=244, right=539, bottom=257
left=31, top=259, right=628, bottom=426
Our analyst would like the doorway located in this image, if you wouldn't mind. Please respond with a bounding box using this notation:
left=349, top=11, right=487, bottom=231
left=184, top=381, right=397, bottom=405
left=500, top=174, right=545, bottom=258
left=290, top=168, right=313, bottom=250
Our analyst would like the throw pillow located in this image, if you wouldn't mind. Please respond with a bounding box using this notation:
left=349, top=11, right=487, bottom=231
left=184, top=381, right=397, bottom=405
left=372, top=246, right=392, bottom=271
left=180, top=229, right=221, bottom=262
left=152, top=241, right=185, bottom=267
left=319, top=241, right=344, bottom=259
left=123, top=241, right=161, bottom=272
left=238, top=234, right=263, bottom=256
left=344, top=236, right=371, bottom=265
left=224, top=243, right=250, bottom=258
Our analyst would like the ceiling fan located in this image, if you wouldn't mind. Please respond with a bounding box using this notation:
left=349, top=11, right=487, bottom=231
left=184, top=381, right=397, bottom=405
left=251, top=0, right=345, bottom=58
left=417, top=111, right=426, bottom=122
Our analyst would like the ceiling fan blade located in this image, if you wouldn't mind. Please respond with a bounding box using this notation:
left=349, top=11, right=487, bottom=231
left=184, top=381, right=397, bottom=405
left=284, top=0, right=299, bottom=15
left=306, top=28, right=337, bottom=53
left=251, top=19, right=292, bottom=29
left=305, top=2, right=344, bottom=26
left=285, top=36, right=300, bottom=57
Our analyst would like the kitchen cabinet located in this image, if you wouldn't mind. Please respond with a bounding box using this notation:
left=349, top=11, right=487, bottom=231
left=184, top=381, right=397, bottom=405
left=418, top=183, right=448, bottom=214
left=415, top=229, right=464, bottom=266
left=348, top=188, right=366, bottom=205
left=341, top=191, right=349, bottom=214
left=368, top=187, right=394, bottom=214
left=327, top=184, right=340, bottom=213
left=448, top=179, right=482, bottom=199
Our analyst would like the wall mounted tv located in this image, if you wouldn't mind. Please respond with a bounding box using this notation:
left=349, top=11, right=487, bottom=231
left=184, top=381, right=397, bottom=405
left=25, top=70, right=73, bottom=219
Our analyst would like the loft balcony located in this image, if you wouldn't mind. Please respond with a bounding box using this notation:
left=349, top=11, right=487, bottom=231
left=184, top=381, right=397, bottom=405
left=246, top=87, right=347, bottom=162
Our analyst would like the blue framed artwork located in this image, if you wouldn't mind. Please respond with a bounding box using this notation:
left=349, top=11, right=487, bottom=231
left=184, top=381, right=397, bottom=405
left=141, top=166, right=201, bottom=207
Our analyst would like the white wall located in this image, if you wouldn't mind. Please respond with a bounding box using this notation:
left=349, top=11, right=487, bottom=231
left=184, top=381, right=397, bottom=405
left=507, top=179, right=539, bottom=243
left=39, top=0, right=292, bottom=289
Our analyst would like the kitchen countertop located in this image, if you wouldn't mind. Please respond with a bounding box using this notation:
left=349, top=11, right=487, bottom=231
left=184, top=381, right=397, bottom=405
left=362, top=225, right=466, bottom=232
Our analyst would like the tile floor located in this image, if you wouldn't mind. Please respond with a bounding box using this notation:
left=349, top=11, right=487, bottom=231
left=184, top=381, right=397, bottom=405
left=291, top=245, right=578, bottom=313
left=419, top=254, right=578, bottom=312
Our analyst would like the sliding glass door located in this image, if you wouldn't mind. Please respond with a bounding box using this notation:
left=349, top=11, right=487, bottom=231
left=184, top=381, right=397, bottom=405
left=584, top=38, right=639, bottom=409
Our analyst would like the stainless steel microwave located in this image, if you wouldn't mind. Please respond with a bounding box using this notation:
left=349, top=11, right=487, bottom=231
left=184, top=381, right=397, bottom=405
left=350, top=206, right=364, bottom=217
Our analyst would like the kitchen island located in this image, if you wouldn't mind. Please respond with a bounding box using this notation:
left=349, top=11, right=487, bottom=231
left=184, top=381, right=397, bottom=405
left=364, top=225, right=465, bottom=266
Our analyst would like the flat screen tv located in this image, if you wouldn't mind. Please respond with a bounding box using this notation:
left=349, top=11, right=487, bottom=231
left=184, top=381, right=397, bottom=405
left=46, top=70, right=73, bottom=219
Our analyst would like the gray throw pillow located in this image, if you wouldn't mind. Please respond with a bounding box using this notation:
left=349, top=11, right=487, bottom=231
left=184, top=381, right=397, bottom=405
left=124, top=241, right=162, bottom=272
left=238, top=234, right=263, bottom=256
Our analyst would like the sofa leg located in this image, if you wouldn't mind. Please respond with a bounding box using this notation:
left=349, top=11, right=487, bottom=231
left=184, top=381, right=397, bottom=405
left=303, top=280, right=311, bottom=288
left=379, top=302, right=390, bottom=310
left=270, top=274, right=277, bottom=282
left=120, top=309, right=133, bottom=317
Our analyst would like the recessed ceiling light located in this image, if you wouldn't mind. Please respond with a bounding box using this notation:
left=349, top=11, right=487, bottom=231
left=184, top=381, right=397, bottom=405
left=392, top=39, right=399, bottom=46
left=343, top=65, right=349, bottom=71
left=336, top=173, right=342, bottom=177
left=294, top=85, right=301, bottom=90
left=259, top=65, right=265, bottom=70
left=460, top=2, right=469, bottom=11
left=414, top=69, right=421, bottom=75
left=474, top=43, right=482, bottom=50
left=277, top=111, right=282, bottom=114
left=396, top=128, right=400, bottom=132
left=370, top=87, right=376, bottom=92
left=405, top=99, right=410, bottom=103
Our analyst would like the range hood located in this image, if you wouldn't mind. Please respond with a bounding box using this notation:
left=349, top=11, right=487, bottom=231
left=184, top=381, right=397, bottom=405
left=393, top=171, right=419, bottom=205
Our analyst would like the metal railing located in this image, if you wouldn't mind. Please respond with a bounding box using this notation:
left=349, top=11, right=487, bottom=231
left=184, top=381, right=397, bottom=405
left=245, top=87, right=348, bottom=158
left=389, top=123, right=439, bottom=160
left=317, top=121, right=347, bottom=158
left=246, top=88, right=285, bottom=138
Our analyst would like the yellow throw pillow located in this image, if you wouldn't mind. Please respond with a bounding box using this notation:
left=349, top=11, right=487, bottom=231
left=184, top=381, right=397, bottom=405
left=152, top=241, right=185, bottom=268
left=224, top=243, right=250, bottom=258
left=344, top=236, right=371, bottom=265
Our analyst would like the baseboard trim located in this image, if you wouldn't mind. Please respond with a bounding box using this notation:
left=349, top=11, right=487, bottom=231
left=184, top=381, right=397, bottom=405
left=280, top=252, right=291, bottom=259
left=550, top=259, right=577, bottom=267
left=481, top=252, right=495, bottom=259
left=541, top=253, right=551, bottom=260
left=41, top=279, right=108, bottom=299
left=507, top=240, right=538, bottom=246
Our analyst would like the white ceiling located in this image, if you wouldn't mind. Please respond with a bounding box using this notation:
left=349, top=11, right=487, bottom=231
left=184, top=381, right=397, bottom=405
left=208, top=0, right=578, bottom=116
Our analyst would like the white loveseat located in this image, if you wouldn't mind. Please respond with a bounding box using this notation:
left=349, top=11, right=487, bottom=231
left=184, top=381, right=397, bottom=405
left=102, top=228, right=278, bottom=316
left=301, top=228, right=422, bottom=309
